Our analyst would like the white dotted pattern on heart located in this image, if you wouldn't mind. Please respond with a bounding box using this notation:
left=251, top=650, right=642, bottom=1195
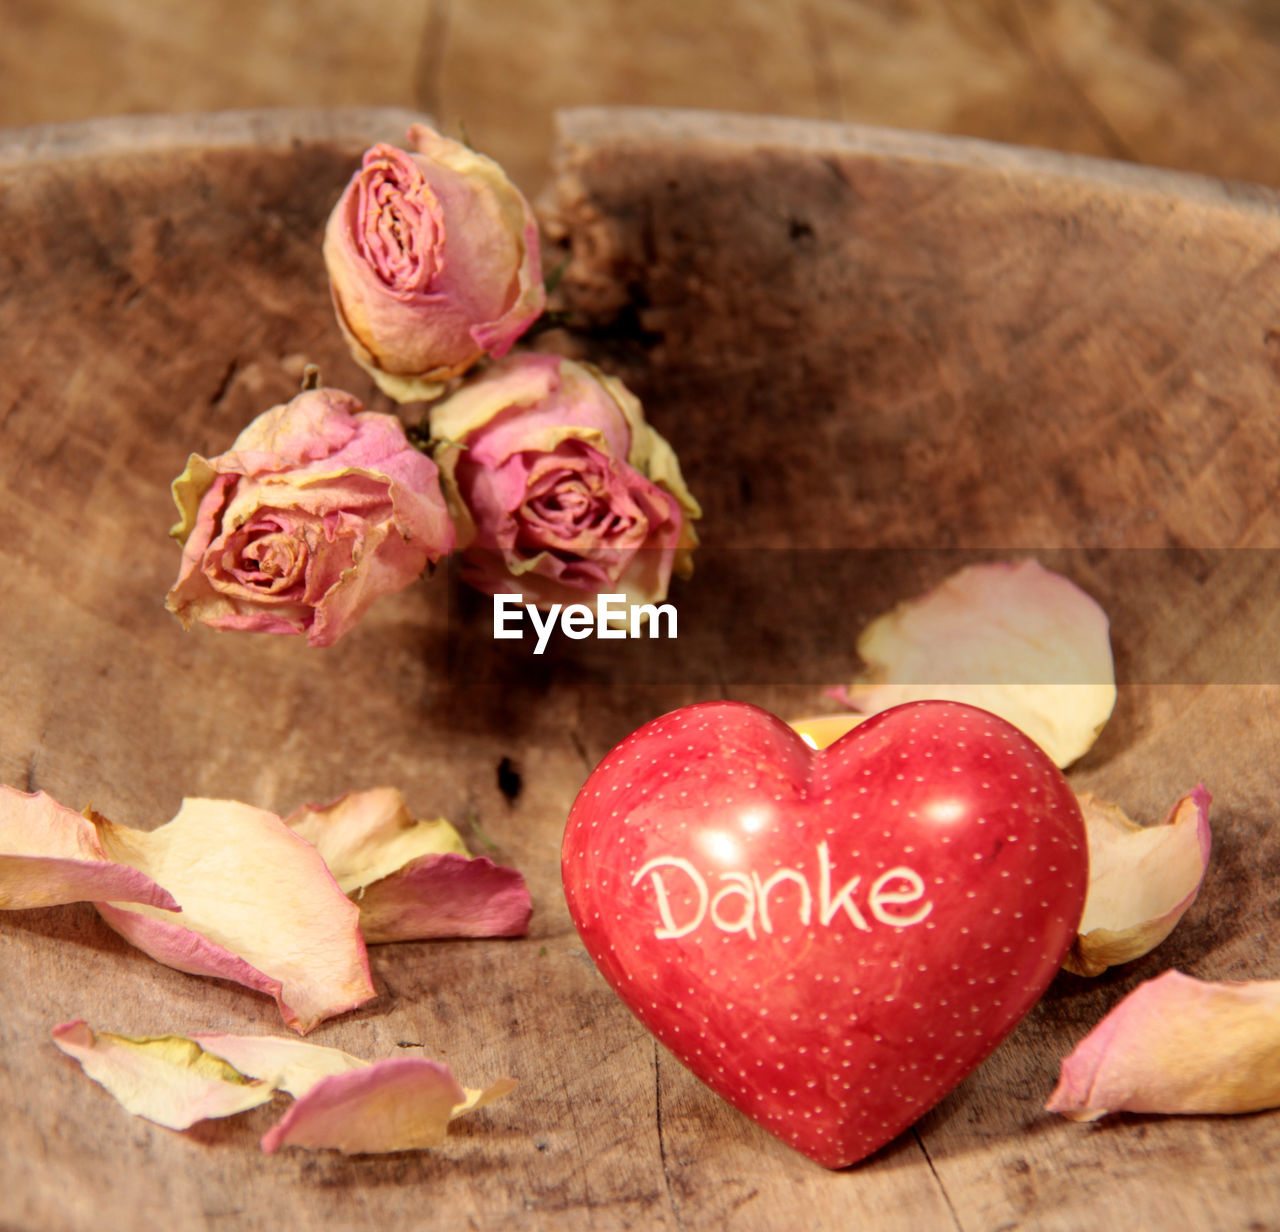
left=561, top=699, right=1087, bottom=1169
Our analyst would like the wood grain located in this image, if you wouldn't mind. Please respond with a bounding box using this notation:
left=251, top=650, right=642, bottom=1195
left=7, top=1, right=1280, bottom=199
left=0, top=104, right=1278, bottom=1231
left=547, top=106, right=1280, bottom=1230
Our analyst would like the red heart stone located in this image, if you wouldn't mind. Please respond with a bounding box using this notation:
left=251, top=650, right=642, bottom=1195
left=562, top=699, right=1087, bottom=1168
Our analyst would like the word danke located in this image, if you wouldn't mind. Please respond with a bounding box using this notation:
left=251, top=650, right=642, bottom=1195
left=632, top=841, right=933, bottom=942
left=493, top=592, right=676, bottom=655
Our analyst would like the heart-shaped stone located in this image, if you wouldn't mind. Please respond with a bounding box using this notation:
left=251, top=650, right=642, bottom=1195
left=562, top=700, right=1087, bottom=1168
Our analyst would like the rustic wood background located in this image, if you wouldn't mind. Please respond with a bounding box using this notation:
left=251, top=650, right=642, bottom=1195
left=1, top=2, right=1280, bottom=1229
left=5, top=0, right=1280, bottom=197
left=1, top=101, right=1278, bottom=1232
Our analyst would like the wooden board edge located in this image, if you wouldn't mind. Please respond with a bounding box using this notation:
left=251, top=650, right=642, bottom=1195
left=551, top=104, right=1280, bottom=219
left=0, top=106, right=433, bottom=169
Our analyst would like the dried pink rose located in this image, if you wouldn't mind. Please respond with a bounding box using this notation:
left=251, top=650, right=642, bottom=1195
left=166, top=386, right=454, bottom=647
left=324, top=125, right=544, bottom=402
left=430, top=353, right=700, bottom=613
left=1047, top=970, right=1280, bottom=1120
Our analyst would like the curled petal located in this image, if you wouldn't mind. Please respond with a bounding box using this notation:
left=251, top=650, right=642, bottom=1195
left=51, top=1020, right=273, bottom=1130
left=355, top=852, right=533, bottom=944
left=259, top=1056, right=516, bottom=1154
left=842, top=560, right=1116, bottom=767
left=283, top=788, right=532, bottom=944
left=1047, top=970, right=1280, bottom=1120
left=283, top=787, right=468, bottom=894
left=1064, top=787, right=1212, bottom=977
left=95, top=798, right=374, bottom=1033
left=0, top=787, right=178, bottom=911
left=787, top=714, right=866, bottom=751
left=53, top=1024, right=516, bottom=1152
left=193, top=1033, right=368, bottom=1098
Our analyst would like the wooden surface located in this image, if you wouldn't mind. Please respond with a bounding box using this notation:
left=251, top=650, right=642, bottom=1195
left=1, top=104, right=1279, bottom=1231
left=7, top=0, right=1280, bottom=199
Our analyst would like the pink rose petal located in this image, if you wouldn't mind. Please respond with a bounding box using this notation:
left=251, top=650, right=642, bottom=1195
left=0, top=787, right=178, bottom=911
left=356, top=853, right=533, bottom=944
left=843, top=560, right=1116, bottom=767
left=53, top=1022, right=516, bottom=1152
left=1047, top=970, right=1280, bottom=1121
left=283, top=787, right=468, bottom=891
left=284, top=788, right=532, bottom=944
left=259, top=1055, right=516, bottom=1155
left=95, top=798, right=374, bottom=1033
left=51, top=1020, right=274, bottom=1130
left=1064, top=787, right=1212, bottom=977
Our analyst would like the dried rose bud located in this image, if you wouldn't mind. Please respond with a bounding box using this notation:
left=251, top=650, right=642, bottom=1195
left=166, top=386, right=454, bottom=647
left=323, top=125, right=544, bottom=401
left=430, top=352, right=700, bottom=613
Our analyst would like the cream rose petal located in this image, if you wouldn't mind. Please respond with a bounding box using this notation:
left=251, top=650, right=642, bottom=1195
left=841, top=560, right=1116, bottom=768
left=284, top=788, right=532, bottom=944
left=259, top=1056, right=517, bottom=1155
left=94, top=799, right=374, bottom=1033
left=787, top=714, right=867, bottom=751
left=283, top=787, right=468, bottom=893
left=1064, top=787, right=1212, bottom=977
left=51, top=1020, right=274, bottom=1130
left=0, top=787, right=179, bottom=911
left=193, top=1032, right=369, bottom=1097
left=1047, top=970, right=1280, bottom=1121
left=54, top=1024, right=515, bottom=1151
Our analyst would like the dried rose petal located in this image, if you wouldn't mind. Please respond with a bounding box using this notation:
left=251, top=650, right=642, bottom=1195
left=839, top=560, right=1116, bottom=767
left=1047, top=970, right=1280, bottom=1121
left=787, top=714, right=865, bottom=751
left=94, top=798, right=374, bottom=1033
left=1064, top=787, right=1212, bottom=977
left=193, top=1032, right=368, bottom=1096
left=51, top=1020, right=273, bottom=1129
left=284, top=788, right=532, bottom=943
left=0, top=787, right=180, bottom=911
left=355, top=852, right=533, bottom=943
left=283, top=787, right=468, bottom=892
left=260, top=1056, right=516, bottom=1155
left=54, top=1023, right=516, bottom=1152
